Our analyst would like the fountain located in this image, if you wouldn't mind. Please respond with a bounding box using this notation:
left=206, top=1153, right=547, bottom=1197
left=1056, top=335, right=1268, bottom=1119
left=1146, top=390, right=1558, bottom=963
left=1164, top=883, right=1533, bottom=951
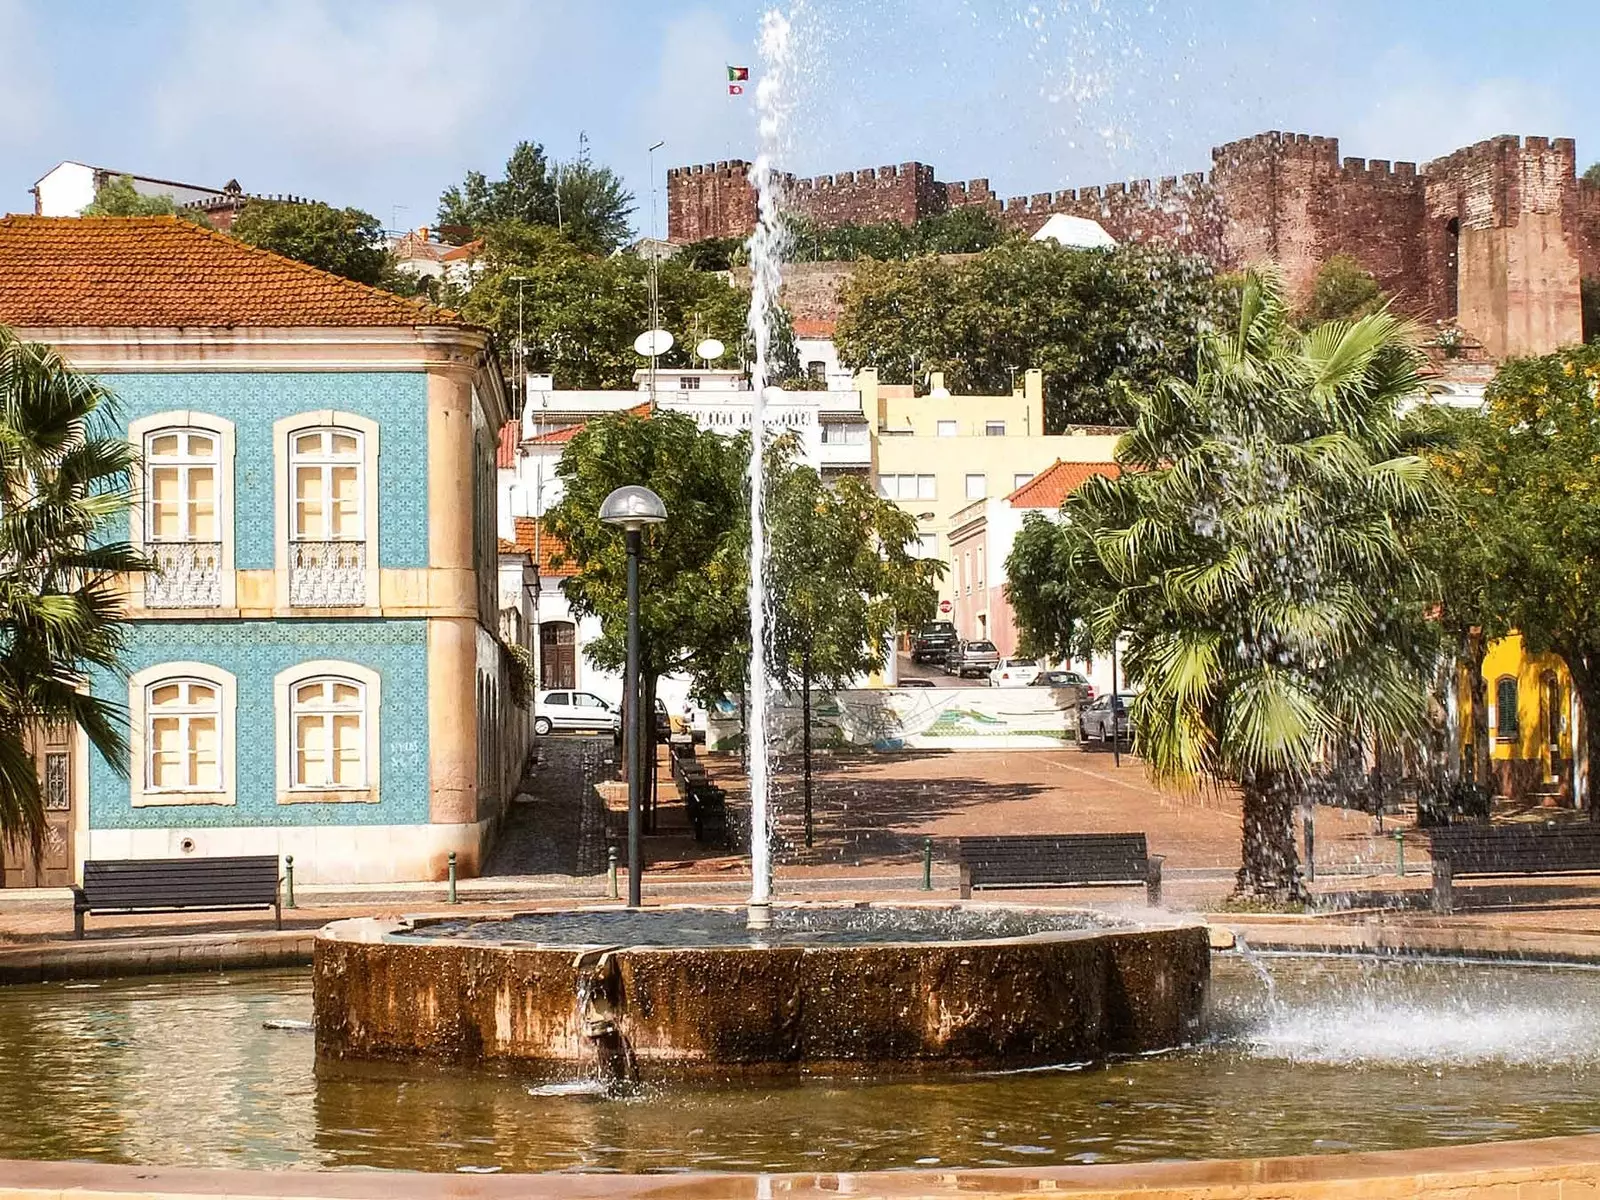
left=311, top=4, right=1209, bottom=1084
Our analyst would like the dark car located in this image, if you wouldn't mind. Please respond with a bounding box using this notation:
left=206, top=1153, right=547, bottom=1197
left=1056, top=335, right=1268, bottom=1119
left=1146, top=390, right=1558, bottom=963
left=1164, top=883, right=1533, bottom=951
left=943, top=639, right=1000, bottom=679
left=911, top=620, right=959, bottom=663
left=1077, top=693, right=1135, bottom=747
left=1032, top=669, right=1095, bottom=706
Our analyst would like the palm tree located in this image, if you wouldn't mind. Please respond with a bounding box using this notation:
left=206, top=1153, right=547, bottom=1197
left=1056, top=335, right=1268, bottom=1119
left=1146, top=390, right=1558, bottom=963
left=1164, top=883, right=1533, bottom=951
left=0, top=326, right=147, bottom=857
left=1061, top=271, right=1443, bottom=900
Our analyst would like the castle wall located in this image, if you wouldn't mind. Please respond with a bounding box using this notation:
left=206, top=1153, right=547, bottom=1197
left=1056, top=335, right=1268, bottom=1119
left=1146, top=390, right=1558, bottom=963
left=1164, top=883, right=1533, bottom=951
left=667, top=128, right=1598, bottom=359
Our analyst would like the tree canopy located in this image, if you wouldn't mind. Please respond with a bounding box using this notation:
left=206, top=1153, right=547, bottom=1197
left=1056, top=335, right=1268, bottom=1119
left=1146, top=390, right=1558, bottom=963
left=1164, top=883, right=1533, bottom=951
left=1432, top=344, right=1600, bottom=801
left=1583, top=162, right=1600, bottom=187
left=454, top=221, right=798, bottom=390
left=1005, top=272, right=1444, bottom=900
left=81, top=175, right=212, bottom=226
left=1300, top=254, right=1385, bottom=325
left=230, top=200, right=398, bottom=289
left=438, top=138, right=635, bottom=253
left=0, top=327, right=148, bottom=854
left=833, top=240, right=1229, bottom=429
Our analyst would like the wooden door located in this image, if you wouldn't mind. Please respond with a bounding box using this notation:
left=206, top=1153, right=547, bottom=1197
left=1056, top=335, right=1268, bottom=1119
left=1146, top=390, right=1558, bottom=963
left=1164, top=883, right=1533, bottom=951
left=540, top=622, right=576, bottom=690
left=1, top=725, right=75, bottom=888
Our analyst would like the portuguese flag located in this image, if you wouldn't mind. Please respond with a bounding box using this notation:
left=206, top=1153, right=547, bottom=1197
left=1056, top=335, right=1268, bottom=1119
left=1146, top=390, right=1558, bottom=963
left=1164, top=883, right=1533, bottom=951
left=727, top=65, right=748, bottom=95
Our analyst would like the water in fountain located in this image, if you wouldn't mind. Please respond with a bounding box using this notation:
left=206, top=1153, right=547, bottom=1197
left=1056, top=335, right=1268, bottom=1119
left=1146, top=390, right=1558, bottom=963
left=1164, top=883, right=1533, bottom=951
left=742, top=7, right=794, bottom=928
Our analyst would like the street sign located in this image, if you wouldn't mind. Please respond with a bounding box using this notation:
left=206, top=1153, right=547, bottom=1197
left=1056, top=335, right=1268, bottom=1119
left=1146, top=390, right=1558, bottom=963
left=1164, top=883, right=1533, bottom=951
left=939, top=600, right=952, bottom=613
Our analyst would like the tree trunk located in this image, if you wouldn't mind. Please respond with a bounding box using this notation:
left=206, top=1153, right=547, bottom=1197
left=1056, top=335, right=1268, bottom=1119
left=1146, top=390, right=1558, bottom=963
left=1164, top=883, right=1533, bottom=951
left=1233, top=768, right=1305, bottom=902
left=1562, top=649, right=1599, bottom=818
left=802, top=642, right=814, bottom=848
left=1467, top=628, right=1491, bottom=794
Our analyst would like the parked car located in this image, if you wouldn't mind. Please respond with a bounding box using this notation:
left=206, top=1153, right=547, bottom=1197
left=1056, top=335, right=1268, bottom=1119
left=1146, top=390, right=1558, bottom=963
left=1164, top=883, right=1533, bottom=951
left=944, top=639, right=1001, bottom=679
left=989, top=657, right=1041, bottom=688
left=1077, top=693, right=1135, bottom=747
left=899, top=677, right=935, bottom=688
left=911, top=620, right=959, bottom=663
left=534, top=690, right=620, bottom=737
left=1032, top=669, right=1095, bottom=705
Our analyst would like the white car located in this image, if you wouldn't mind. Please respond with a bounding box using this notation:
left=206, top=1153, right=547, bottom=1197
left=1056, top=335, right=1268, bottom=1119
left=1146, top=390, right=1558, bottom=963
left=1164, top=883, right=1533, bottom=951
left=989, top=657, right=1041, bottom=688
left=533, top=689, right=621, bottom=737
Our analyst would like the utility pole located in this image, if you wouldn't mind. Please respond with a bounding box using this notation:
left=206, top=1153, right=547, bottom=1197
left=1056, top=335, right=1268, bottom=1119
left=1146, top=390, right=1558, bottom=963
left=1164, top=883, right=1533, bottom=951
left=510, top=276, right=539, bottom=722
left=647, top=140, right=665, bottom=409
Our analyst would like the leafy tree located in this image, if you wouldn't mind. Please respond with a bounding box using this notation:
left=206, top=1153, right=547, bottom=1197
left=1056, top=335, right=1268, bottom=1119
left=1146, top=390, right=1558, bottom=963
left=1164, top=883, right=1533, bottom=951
left=545, top=410, right=750, bottom=817
left=1583, top=162, right=1600, bottom=187
left=1007, top=272, right=1443, bottom=900
left=678, top=236, right=747, bottom=272
left=1446, top=344, right=1600, bottom=804
left=785, top=206, right=1013, bottom=262
left=1301, top=254, right=1385, bottom=325
left=455, top=221, right=800, bottom=389
left=765, top=461, right=940, bottom=842
left=81, top=175, right=212, bottom=226
left=834, top=240, right=1226, bottom=429
left=439, top=138, right=636, bottom=253
left=0, top=328, right=147, bottom=855
left=230, top=200, right=396, bottom=289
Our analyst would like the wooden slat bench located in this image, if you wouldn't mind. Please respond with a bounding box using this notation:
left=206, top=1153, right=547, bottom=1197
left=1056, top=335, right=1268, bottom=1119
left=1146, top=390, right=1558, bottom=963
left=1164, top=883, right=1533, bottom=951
left=957, top=834, right=1163, bottom=905
left=73, top=855, right=283, bottom=937
left=1427, top=823, right=1600, bottom=913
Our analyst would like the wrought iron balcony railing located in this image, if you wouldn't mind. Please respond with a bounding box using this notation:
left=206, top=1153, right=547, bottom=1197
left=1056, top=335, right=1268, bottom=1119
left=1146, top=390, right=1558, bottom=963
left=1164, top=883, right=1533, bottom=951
left=289, top=540, right=366, bottom=607
left=145, top=540, right=223, bottom=608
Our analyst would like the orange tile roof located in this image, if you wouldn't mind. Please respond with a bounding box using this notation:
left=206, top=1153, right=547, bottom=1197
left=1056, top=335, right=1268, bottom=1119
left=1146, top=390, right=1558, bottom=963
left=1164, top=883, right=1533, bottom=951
left=440, top=238, right=483, bottom=262
left=0, top=216, right=463, bottom=328
left=496, top=421, right=519, bottom=469
left=793, top=317, right=836, bottom=338
left=1007, top=460, right=1121, bottom=508
left=506, top=517, right=576, bottom=577
left=528, top=423, right=585, bottom=446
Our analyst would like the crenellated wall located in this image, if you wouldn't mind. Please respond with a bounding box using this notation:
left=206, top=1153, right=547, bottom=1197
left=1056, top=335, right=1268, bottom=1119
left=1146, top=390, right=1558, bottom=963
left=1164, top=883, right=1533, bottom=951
left=667, top=128, right=1600, bottom=358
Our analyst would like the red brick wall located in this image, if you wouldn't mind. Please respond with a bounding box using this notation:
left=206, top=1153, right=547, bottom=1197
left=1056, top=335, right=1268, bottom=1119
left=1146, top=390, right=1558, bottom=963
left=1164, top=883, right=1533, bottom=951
left=668, top=129, right=1600, bottom=356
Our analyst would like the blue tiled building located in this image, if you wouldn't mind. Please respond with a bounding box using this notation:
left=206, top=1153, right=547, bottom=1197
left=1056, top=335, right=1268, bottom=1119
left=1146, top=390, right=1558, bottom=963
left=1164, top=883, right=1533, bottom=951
left=0, top=216, right=519, bottom=884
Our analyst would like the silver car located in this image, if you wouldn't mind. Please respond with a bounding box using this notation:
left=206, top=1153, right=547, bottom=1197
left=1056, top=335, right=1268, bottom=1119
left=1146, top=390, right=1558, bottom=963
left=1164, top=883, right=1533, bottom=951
left=1077, top=693, right=1134, bottom=747
left=944, top=639, right=1001, bottom=679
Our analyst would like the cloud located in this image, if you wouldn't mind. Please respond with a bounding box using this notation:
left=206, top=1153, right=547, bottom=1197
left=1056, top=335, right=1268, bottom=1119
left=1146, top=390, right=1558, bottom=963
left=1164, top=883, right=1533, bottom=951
left=150, top=0, right=545, bottom=174
left=1348, top=54, right=1569, bottom=162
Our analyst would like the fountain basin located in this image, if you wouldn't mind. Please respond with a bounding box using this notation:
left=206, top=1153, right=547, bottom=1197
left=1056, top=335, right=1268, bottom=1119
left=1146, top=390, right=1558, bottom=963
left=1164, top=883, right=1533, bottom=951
left=312, top=904, right=1209, bottom=1079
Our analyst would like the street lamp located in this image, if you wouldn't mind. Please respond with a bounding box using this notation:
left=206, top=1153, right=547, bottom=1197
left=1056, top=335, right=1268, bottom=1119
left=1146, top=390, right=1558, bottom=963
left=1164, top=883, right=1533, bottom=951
left=600, top=484, right=667, bottom=907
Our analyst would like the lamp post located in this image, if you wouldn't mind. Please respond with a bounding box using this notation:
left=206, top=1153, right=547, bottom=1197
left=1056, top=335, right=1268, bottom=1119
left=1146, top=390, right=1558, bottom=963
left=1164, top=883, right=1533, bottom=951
left=600, top=484, right=667, bottom=907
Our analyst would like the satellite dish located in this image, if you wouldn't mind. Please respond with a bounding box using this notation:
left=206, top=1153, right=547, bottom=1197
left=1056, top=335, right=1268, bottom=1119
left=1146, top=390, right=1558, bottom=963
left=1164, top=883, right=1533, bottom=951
left=633, top=329, right=674, bottom=358
left=696, top=337, right=726, bottom=362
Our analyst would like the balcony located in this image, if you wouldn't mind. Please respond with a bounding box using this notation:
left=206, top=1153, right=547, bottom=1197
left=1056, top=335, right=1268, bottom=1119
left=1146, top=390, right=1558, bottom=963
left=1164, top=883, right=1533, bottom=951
left=145, top=541, right=222, bottom=608
left=290, top=540, right=366, bottom=607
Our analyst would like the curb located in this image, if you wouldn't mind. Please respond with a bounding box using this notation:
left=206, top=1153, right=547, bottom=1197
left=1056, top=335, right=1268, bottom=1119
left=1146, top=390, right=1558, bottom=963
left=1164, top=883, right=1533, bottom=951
left=0, top=929, right=314, bottom=985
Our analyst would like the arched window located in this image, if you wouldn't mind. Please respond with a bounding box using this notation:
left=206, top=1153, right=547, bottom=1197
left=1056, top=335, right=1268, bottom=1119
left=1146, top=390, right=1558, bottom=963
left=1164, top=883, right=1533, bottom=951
left=287, top=423, right=369, bottom=607
left=291, top=676, right=367, bottom=789
left=131, top=413, right=235, bottom=610
left=147, top=678, right=221, bottom=792
left=128, top=663, right=237, bottom=807
left=1495, top=675, right=1519, bottom=741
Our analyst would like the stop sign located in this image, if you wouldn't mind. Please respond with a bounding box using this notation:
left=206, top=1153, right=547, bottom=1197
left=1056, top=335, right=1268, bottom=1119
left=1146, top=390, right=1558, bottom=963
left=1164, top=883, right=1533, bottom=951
left=939, top=600, right=952, bottom=613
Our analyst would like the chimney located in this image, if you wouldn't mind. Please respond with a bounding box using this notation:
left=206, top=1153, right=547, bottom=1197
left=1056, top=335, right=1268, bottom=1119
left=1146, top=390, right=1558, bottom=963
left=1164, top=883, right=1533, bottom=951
left=1024, top=368, right=1043, bottom=434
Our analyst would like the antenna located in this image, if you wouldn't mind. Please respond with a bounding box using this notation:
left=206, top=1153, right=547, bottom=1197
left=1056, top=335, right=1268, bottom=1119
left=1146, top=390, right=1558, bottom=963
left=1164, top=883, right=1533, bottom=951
left=646, top=139, right=666, bottom=405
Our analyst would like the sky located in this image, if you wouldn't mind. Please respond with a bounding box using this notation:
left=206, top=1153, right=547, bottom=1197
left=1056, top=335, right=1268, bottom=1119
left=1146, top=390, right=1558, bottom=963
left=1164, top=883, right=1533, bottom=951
left=3, top=0, right=1598, bottom=238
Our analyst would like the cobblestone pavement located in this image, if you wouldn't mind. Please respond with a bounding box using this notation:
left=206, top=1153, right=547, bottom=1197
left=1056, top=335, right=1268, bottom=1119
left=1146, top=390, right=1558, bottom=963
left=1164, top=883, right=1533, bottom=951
left=480, top=736, right=613, bottom=878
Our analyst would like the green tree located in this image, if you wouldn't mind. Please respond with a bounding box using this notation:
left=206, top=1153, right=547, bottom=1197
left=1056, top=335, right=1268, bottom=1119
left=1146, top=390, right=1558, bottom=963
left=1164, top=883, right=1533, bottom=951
left=545, top=410, right=750, bottom=810
left=766, top=462, right=940, bottom=842
left=1583, top=162, right=1600, bottom=187
left=230, top=200, right=397, bottom=289
left=1447, top=344, right=1600, bottom=804
left=834, top=240, right=1226, bottom=429
left=0, top=328, right=148, bottom=854
left=81, top=175, right=212, bottom=226
left=439, top=138, right=635, bottom=252
left=1008, top=272, right=1443, bottom=900
left=1300, top=254, right=1385, bottom=325
left=456, top=221, right=798, bottom=389
left=785, top=206, right=1013, bottom=263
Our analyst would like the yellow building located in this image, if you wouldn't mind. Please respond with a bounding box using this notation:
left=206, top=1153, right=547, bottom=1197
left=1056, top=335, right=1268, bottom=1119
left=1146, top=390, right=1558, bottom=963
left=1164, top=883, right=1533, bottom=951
left=1459, top=633, right=1577, bottom=803
left=860, top=368, right=1120, bottom=602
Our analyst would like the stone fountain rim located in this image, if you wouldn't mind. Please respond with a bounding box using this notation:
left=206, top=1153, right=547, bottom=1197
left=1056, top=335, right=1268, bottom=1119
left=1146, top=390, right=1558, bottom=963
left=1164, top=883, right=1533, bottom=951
left=315, top=900, right=1207, bottom=954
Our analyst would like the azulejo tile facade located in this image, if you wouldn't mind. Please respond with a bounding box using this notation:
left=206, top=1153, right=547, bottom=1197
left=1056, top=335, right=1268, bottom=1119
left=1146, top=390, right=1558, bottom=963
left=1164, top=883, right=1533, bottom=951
left=0, top=217, right=521, bottom=886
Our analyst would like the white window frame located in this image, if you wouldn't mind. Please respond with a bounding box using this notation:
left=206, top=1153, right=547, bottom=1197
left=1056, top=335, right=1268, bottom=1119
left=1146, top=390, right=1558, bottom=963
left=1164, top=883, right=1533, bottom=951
left=965, top=473, right=986, bottom=500
left=128, top=662, right=237, bottom=807
left=128, top=412, right=236, bottom=611
left=274, top=411, right=380, bottom=611
left=936, top=420, right=958, bottom=437
left=985, top=420, right=1007, bottom=437
left=274, top=660, right=382, bottom=804
left=1013, top=472, right=1033, bottom=492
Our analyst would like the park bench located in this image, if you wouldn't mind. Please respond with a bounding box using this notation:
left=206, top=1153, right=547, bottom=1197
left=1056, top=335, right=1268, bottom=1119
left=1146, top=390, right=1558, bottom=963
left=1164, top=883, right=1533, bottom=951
left=73, top=855, right=282, bottom=938
left=1426, top=823, right=1600, bottom=913
left=957, top=834, right=1163, bottom=904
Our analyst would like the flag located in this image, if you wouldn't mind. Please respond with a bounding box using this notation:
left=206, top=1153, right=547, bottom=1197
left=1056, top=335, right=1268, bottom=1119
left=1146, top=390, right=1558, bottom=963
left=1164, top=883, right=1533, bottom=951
left=728, top=84, right=744, bottom=96
left=727, top=65, right=749, bottom=81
